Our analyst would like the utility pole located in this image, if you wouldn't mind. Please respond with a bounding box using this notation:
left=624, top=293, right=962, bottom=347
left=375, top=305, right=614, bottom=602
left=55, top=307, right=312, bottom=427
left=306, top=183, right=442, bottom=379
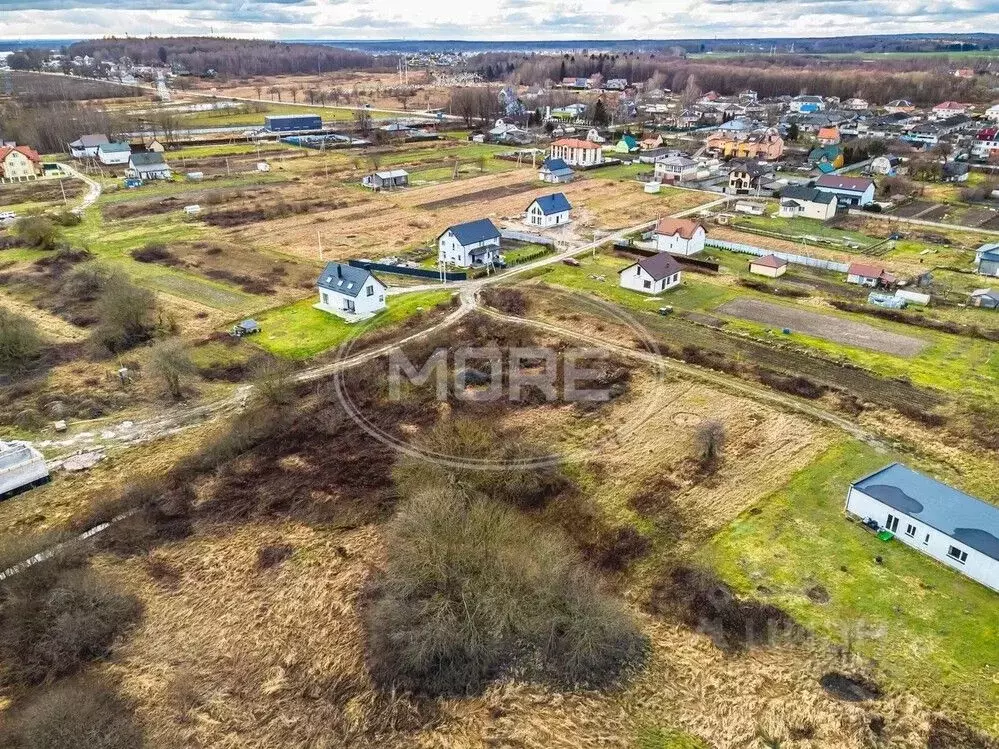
left=59, top=178, right=67, bottom=205
left=318, top=230, right=324, bottom=261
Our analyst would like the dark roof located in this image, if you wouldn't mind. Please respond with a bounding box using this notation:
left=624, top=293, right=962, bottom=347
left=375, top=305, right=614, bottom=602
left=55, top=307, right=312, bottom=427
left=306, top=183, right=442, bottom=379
left=439, top=218, right=500, bottom=246
left=316, top=262, right=381, bottom=297
left=130, top=152, right=167, bottom=167
left=816, top=174, right=874, bottom=193
left=853, top=463, right=999, bottom=561
left=72, top=134, right=109, bottom=148
left=98, top=142, right=131, bottom=153
left=541, top=158, right=572, bottom=173
left=781, top=186, right=837, bottom=205
left=620, top=252, right=682, bottom=281
left=531, top=193, right=572, bottom=215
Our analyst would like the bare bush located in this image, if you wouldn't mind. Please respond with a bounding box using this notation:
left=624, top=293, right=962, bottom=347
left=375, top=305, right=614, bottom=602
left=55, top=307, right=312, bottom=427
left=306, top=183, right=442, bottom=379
left=89, top=274, right=157, bottom=355
left=694, top=419, right=725, bottom=471
left=0, top=309, right=43, bottom=375
left=148, top=338, right=195, bottom=400
left=366, top=486, right=646, bottom=695
left=13, top=216, right=61, bottom=250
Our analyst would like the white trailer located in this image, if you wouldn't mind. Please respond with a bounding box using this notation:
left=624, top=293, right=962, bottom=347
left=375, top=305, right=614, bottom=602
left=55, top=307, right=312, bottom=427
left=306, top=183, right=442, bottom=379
left=0, top=441, right=50, bottom=498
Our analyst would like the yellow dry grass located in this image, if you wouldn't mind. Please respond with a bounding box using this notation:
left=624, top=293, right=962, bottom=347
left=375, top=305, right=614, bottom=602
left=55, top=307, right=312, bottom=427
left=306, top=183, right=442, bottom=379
left=0, top=294, right=88, bottom=343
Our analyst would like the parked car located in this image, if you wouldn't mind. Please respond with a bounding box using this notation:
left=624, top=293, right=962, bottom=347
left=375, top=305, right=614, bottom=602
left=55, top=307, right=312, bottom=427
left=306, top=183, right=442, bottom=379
left=230, top=319, right=261, bottom=338
left=563, top=257, right=581, bottom=267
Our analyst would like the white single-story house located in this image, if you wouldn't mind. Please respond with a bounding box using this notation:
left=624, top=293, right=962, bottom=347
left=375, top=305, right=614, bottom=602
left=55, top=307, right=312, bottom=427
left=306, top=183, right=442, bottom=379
left=538, top=157, right=575, bottom=184
left=315, top=261, right=387, bottom=321
left=362, top=169, right=409, bottom=190
left=815, top=174, right=876, bottom=207
left=97, top=141, right=132, bottom=166
left=525, top=192, right=571, bottom=228
left=0, top=440, right=50, bottom=498
left=846, top=463, right=999, bottom=592
left=749, top=254, right=788, bottom=278
left=847, top=262, right=894, bottom=287
left=778, top=186, right=838, bottom=220
left=654, top=218, right=706, bottom=256
left=437, top=218, right=501, bottom=268
left=549, top=138, right=604, bottom=167
left=69, top=133, right=109, bottom=159
left=870, top=155, right=903, bottom=176
left=654, top=155, right=699, bottom=184
left=127, top=152, right=172, bottom=180
left=619, top=252, right=683, bottom=295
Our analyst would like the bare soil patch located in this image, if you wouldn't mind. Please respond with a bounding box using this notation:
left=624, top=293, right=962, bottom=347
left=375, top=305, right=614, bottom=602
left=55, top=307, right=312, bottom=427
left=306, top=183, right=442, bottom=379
left=718, top=298, right=929, bottom=357
left=413, top=180, right=539, bottom=210
left=819, top=672, right=882, bottom=702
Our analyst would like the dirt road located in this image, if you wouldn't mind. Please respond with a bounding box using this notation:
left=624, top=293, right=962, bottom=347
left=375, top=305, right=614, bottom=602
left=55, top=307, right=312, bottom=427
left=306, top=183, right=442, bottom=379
left=59, top=162, right=102, bottom=214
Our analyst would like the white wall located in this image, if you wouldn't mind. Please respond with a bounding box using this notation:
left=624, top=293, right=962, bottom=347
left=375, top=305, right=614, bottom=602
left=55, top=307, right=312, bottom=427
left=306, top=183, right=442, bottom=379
left=846, top=487, right=999, bottom=592
left=98, top=150, right=131, bottom=165
left=525, top=203, right=570, bottom=228
left=619, top=264, right=681, bottom=294
left=316, top=278, right=386, bottom=321
left=438, top=230, right=500, bottom=267
left=655, top=227, right=705, bottom=255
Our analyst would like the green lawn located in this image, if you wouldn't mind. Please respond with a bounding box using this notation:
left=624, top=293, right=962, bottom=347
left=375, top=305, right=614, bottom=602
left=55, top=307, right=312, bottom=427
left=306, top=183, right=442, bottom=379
left=251, top=290, right=454, bottom=359
left=706, top=439, right=999, bottom=737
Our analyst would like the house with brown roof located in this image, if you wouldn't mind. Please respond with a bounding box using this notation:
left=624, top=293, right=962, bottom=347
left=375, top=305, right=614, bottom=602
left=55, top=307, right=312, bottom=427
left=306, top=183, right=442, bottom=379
left=654, top=218, right=706, bottom=256
left=619, top=253, right=683, bottom=294
left=549, top=138, right=604, bottom=167
left=847, top=262, right=895, bottom=288
left=705, top=128, right=784, bottom=161
left=749, top=254, right=788, bottom=278
left=0, top=145, right=42, bottom=182
left=817, top=126, right=841, bottom=146
left=932, top=101, right=968, bottom=120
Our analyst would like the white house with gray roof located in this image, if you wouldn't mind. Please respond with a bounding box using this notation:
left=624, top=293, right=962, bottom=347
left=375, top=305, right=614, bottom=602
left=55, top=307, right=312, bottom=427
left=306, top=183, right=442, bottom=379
left=97, top=141, right=132, bottom=166
left=315, top=262, right=386, bottom=321
left=127, top=152, right=172, bottom=180
left=846, top=463, right=999, bottom=592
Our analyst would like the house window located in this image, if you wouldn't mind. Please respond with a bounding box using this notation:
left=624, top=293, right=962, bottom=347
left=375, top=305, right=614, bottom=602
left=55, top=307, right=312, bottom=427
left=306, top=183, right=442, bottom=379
left=643, top=280, right=651, bottom=289
left=366, top=285, right=374, bottom=296
left=923, top=533, right=930, bottom=544
left=321, top=292, right=328, bottom=305
left=905, top=523, right=916, bottom=538
left=885, top=514, right=899, bottom=533
left=947, top=546, right=968, bottom=564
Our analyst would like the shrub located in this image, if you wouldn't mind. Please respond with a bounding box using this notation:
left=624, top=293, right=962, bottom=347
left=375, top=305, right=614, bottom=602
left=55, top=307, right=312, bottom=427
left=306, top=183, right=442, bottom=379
left=51, top=211, right=83, bottom=227
left=0, top=567, right=143, bottom=687
left=60, top=262, right=110, bottom=303
left=148, top=338, right=195, bottom=400
left=130, top=243, right=177, bottom=264
left=365, top=487, right=646, bottom=695
left=393, top=418, right=569, bottom=509
left=90, top=275, right=157, bottom=354
left=481, top=287, right=528, bottom=315
left=0, top=309, right=43, bottom=375
left=694, top=419, right=725, bottom=471
left=0, top=676, right=143, bottom=749
left=13, top=215, right=60, bottom=250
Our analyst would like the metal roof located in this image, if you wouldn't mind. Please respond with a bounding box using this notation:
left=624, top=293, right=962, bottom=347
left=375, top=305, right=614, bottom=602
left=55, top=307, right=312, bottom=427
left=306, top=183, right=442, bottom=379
left=619, top=252, right=682, bottom=281
left=540, top=158, right=573, bottom=174
left=130, top=152, right=166, bottom=166
left=530, top=192, right=572, bottom=215
left=316, top=262, right=380, bottom=298
left=816, top=174, right=874, bottom=192
left=782, top=186, right=837, bottom=205
left=99, top=142, right=131, bottom=153
left=853, top=463, right=999, bottom=560
left=72, top=134, right=109, bottom=148
left=439, top=218, right=500, bottom=246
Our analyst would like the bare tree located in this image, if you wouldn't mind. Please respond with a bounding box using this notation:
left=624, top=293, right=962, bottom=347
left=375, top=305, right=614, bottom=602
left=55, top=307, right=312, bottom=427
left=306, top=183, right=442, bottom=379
left=289, top=85, right=300, bottom=104
left=353, top=108, right=371, bottom=134
left=149, top=339, right=195, bottom=400
left=268, top=85, right=281, bottom=102
left=694, top=419, right=725, bottom=472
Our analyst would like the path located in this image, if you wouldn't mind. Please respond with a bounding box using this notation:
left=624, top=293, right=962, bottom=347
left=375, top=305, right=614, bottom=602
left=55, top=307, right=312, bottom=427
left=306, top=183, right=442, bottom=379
left=59, top=162, right=102, bottom=214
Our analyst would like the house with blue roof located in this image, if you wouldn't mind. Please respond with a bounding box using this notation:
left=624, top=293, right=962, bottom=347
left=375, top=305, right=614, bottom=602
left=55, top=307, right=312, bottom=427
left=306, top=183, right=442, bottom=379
left=975, top=243, right=999, bottom=277
left=315, top=261, right=386, bottom=321
left=847, top=463, right=999, bottom=591
left=538, top=158, right=574, bottom=184
left=437, top=218, right=501, bottom=268
left=525, top=193, right=572, bottom=228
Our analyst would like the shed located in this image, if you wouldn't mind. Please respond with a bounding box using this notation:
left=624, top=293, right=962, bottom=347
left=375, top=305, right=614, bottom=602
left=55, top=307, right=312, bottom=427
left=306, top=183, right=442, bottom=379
left=0, top=441, right=50, bottom=498
left=971, top=288, right=999, bottom=309
left=749, top=254, right=788, bottom=278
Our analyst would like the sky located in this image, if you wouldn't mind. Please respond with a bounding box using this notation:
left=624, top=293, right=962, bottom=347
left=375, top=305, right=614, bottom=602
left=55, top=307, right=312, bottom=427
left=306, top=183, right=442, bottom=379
left=0, top=0, right=998, bottom=41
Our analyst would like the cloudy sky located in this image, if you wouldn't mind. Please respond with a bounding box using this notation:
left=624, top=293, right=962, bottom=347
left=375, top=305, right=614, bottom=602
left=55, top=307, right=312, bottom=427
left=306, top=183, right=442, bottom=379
left=0, top=0, right=997, bottom=41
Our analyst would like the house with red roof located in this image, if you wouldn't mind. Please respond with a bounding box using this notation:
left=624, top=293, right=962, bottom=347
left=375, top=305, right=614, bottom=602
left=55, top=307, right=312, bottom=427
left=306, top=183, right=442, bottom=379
left=654, top=218, right=706, bottom=255
left=847, top=262, right=895, bottom=288
left=972, top=127, right=999, bottom=162
left=0, top=145, right=42, bottom=183
left=931, top=101, right=968, bottom=120
left=548, top=138, right=604, bottom=167
left=749, top=254, right=788, bottom=278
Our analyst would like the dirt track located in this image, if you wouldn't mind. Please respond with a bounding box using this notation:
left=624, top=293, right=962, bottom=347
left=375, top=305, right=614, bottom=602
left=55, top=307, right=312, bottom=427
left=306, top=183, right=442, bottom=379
left=718, top=298, right=929, bottom=357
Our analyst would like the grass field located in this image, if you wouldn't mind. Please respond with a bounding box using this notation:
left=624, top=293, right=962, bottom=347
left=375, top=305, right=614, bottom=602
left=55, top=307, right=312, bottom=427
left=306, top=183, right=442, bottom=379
left=252, top=289, right=453, bottom=359
left=707, top=439, right=999, bottom=736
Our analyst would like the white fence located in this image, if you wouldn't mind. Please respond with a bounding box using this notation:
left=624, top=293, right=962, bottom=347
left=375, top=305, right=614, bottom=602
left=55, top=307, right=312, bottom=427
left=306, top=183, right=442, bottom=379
left=501, top=229, right=557, bottom=247
left=705, top=238, right=850, bottom=273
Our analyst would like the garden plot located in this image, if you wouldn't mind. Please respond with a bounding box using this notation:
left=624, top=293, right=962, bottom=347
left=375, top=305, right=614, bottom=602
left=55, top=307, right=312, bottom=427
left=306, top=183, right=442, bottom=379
left=718, top=298, right=929, bottom=357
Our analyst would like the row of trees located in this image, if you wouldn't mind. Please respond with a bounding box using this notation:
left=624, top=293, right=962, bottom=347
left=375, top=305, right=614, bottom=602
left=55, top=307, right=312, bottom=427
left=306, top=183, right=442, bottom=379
left=66, top=37, right=385, bottom=78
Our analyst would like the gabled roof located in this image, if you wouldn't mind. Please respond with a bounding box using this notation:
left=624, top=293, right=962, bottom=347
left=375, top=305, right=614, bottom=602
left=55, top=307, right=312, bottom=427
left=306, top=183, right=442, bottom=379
left=529, top=192, right=572, bottom=215
left=0, top=145, right=40, bottom=163
left=316, top=262, right=382, bottom=297
left=551, top=138, right=602, bottom=149
left=816, top=174, right=874, bottom=193
left=71, top=134, right=109, bottom=148
left=853, top=462, right=999, bottom=561
left=781, top=185, right=837, bottom=205
left=374, top=169, right=408, bottom=179
left=751, top=254, right=788, bottom=269
left=934, top=101, right=966, bottom=110
left=817, top=126, right=840, bottom=139
left=794, top=95, right=824, bottom=103
left=540, top=157, right=572, bottom=173
left=971, top=288, right=999, bottom=300
left=620, top=252, right=682, bottom=281
left=655, top=218, right=704, bottom=240
left=130, top=152, right=167, bottom=167
left=98, top=142, right=131, bottom=153
left=439, top=218, right=501, bottom=246
left=848, top=261, right=887, bottom=278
